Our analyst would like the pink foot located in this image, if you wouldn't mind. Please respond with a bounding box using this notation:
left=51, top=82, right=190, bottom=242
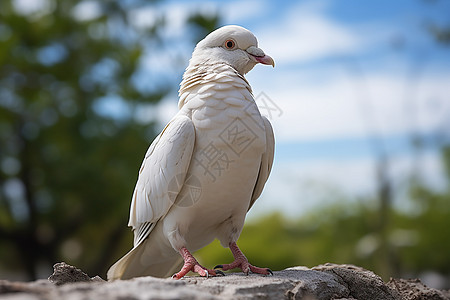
left=172, top=247, right=223, bottom=279
left=214, top=242, right=273, bottom=275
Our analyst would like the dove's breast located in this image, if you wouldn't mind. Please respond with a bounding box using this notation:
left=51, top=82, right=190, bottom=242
left=164, top=78, right=267, bottom=251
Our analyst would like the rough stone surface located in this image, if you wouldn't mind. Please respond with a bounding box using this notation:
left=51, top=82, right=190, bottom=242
left=47, top=262, right=104, bottom=286
left=387, top=278, right=450, bottom=300
left=312, top=263, right=400, bottom=300
left=0, top=263, right=448, bottom=300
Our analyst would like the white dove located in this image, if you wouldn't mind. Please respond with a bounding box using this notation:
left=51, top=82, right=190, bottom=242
left=107, top=25, right=275, bottom=280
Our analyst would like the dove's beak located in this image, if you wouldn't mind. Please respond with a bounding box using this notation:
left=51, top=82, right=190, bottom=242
left=246, top=46, right=275, bottom=67
left=254, top=54, right=275, bottom=67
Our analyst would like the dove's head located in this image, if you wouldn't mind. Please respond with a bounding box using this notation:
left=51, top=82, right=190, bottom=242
left=190, top=25, right=274, bottom=75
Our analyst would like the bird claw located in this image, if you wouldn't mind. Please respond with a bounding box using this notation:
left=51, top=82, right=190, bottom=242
left=174, top=247, right=221, bottom=279
left=172, top=268, right=219, bottom=279
left=215, top=259, right=272, bottom=276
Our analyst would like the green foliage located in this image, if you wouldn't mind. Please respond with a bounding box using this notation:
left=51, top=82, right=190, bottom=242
left=187, top=12, right=221, bottom=44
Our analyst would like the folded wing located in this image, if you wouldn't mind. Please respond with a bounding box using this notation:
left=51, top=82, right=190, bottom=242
left=128, top=114, right=196, bottom=245
left=248, top=116, right=274, bottom=211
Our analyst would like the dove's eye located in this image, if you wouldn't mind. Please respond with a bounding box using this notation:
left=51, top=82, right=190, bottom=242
left=224, top=39, right=236, bottom=50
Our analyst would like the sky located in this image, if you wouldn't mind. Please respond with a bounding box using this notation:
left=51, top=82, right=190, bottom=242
left=79, top=0, right=450, bottom=218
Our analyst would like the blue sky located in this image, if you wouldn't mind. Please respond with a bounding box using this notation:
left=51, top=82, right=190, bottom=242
left=75, top=0, right=450, bottom=217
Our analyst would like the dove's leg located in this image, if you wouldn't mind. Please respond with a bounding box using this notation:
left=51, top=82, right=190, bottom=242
left=214, top=242, right=273, bottom=275
left=172, top=247, right=222, bottom=279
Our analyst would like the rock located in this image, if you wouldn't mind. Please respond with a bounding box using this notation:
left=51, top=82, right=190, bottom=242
left=47, top=262, right=106, bottom=285
left=312, top=263, right=401, bottom=300
left=387, top=278, right=450, bottom=300
left=0, top=263, right=448, bottom=300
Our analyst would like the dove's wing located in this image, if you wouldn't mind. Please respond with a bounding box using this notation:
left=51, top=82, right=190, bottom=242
left=248, top=116, right=274, bottom=211
left=128, top=114, right=195, bottom=246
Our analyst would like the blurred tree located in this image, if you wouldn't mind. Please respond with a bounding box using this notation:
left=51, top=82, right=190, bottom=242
left=196, top=151, right=450, bottom=283
left=187, top=12, right=221, bottom=43
left=0, top=0, right=219, bottom=280
left=424, top=0, right=450, bottom=46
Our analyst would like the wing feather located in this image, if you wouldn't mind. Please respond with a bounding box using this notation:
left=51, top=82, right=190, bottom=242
left=248, top=116, right=275, bottom=211
left=128, top=114, right=195, bottom=246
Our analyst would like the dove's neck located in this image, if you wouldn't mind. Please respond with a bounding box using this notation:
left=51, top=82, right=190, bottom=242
left=178, top=63, right=252, bottom=109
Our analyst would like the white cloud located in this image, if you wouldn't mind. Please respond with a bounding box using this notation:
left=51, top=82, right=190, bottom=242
left=253, top=1, right=362, bottom=65
left=247, top=60, right=450, bottom=143
left=221, top=0, right=270, bottom=24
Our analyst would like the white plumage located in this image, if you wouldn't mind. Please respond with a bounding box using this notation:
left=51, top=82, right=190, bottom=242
left=108, top=25, right=275, bottom=280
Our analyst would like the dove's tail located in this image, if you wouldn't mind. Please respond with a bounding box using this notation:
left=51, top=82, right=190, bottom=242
left=107, top=238, right=183, bottom=281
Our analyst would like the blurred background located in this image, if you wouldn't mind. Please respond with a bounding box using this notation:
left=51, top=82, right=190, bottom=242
left=1, top=0, right=449, bottom=289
